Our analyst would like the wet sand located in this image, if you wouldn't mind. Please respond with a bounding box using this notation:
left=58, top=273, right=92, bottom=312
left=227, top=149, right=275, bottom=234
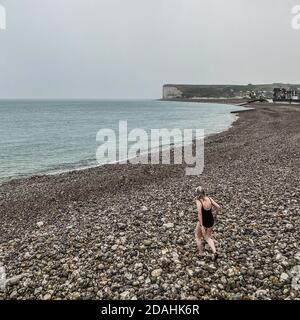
left=0, top=103, right=299, bottom=300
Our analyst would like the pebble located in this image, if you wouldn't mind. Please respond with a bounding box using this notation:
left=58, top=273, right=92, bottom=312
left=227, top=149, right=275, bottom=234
left=6, top=274, right=25, bottom=286
left=163, top=223, right=174, bottom=229
left=120, top=291, right=131, bottom=300
left=280, top=273, right=289, bottom=282
left=125, top=273, right=133, bottom=280
left=73, top=292, right=81, bottom=299
left=254, top=289, right=269, bottom=298
left=10, top=291, right=18, bottom=299
left=43, top=294, right=52, bottom=300
left=285, top=224, right=294, bottom=231
left=291, top=276, right=300, bottom=291
left=151, top=269, right=163, bottom=277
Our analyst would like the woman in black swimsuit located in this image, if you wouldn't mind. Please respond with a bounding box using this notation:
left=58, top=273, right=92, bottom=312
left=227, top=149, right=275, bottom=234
left=195, top=186, right=221, bottom=261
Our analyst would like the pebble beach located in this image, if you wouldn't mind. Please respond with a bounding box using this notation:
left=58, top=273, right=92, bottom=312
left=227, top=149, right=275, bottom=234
left=0, top=102, right=299, bottom=300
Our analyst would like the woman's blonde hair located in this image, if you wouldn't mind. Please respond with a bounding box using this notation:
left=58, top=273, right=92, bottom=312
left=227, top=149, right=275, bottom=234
left=195, top=186, right=206, bottom=200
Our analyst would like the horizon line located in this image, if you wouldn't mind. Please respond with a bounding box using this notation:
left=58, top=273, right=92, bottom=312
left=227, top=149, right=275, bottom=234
left=0, top=97, right=158, bottom=101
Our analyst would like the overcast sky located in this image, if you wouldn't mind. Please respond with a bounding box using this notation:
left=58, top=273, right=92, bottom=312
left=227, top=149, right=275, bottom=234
left=0, top=0, right=299, bottom=99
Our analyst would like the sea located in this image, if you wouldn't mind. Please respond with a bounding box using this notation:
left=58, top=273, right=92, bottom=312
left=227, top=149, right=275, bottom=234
left=0, top=99, right=244, bottom=182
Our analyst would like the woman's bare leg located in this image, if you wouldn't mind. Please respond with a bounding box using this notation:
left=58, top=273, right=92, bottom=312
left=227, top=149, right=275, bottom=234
left=195, top=222, right=204, bottom=254
left=203, top=228, right=217, bottom=254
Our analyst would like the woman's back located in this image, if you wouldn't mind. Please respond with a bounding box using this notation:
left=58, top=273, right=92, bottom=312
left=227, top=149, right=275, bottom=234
left=199, top=196, right=212, bottom=211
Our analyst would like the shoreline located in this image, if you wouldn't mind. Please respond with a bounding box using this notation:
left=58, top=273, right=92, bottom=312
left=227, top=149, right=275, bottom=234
left=0, top=102, right=299, bottom=300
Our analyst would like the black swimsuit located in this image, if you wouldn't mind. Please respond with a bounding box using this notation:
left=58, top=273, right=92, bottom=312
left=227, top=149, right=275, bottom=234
left=201, top=197, right=214, bottom=228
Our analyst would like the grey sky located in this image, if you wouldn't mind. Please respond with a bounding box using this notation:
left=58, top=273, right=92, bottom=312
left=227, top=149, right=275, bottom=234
left=0, top=0, right=299, bottom=99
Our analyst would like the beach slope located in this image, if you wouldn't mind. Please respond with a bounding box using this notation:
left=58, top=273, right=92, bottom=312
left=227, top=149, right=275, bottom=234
left=0, top=103, right=299, bottom=300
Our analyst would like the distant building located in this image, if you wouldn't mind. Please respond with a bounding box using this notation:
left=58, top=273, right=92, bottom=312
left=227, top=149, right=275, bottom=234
left=292, top=88, right=300, bottom=101
left=273, top=87, right=300, bottom=102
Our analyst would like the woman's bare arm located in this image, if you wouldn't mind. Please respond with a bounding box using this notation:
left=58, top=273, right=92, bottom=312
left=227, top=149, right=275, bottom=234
left=196, top=200, right=203, bottom=225
left=210, top=197, right=222, bottom=212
